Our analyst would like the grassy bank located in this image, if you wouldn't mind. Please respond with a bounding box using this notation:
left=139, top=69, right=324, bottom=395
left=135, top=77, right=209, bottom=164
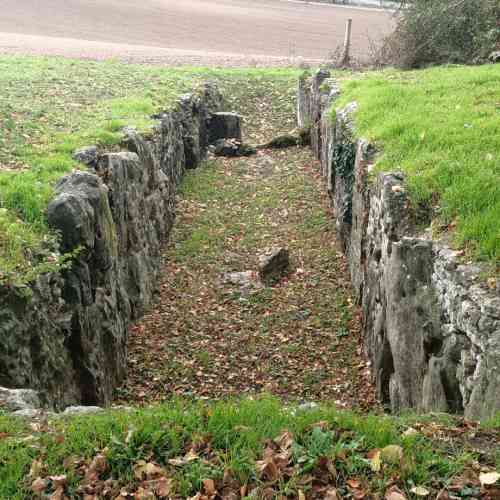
left=335, top=64, right=500, bottom=263
left=0, top=398, right=498, bottom=499
left=0, top=55, right=299, bottom=283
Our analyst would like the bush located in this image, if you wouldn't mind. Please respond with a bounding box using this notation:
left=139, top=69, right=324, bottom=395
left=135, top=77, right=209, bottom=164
left=379, top=0, right=500, bottom=68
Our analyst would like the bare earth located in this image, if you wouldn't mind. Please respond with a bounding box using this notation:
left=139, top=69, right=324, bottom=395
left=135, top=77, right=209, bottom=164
left=0, top=0, right=393, bottom=66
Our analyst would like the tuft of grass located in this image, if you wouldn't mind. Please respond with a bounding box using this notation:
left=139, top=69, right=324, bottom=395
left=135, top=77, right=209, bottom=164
left=0, top=398, right=486, bottom=499
left=334, top=64, right=500, bottom=263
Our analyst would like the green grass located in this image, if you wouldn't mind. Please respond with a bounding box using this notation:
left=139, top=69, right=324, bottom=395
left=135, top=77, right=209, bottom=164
left=0, top=55, right=299, bottom=283
left=0, top=397, right=490, bottom=499
left=334, top=64, right=500, bottom=263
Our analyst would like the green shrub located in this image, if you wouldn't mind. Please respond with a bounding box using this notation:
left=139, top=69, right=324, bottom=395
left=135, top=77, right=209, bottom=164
left=380, top=0, right=500, bottom=68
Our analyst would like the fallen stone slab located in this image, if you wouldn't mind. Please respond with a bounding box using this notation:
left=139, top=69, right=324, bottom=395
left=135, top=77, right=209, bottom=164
left=212, top=139, right=256, bottom=157
left=63, top=405, right=104, bottom=415
left=223, top=270, right=257, bottom=286
left=256, top=131, right=310, bottom=150
left=222, top=270, right=263, bottom=295
left=258, top=247, right=290, bottom=282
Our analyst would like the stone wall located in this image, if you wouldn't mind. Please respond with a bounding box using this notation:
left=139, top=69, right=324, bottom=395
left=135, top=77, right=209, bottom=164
left=298, top=70, right=500, bottom=420
left=0, top=84, right=225, bottom=410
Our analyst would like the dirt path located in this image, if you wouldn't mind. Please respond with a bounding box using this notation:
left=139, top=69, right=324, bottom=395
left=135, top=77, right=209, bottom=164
left=0, top=0, right=393, bottom=65
left=117, top=77, right=378, bottom=410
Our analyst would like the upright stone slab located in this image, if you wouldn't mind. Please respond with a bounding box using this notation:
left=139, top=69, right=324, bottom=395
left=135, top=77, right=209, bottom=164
left=208, top=112, right=242, bottom=143
left=297, top=74, right=312, bottom=128
left=348, top=139, right=374, bottom=302
left=310, top=69, right=331, bottom=160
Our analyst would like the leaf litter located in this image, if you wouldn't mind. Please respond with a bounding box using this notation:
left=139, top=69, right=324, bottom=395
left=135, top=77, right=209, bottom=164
left=118, top=147, right=378, bottom=409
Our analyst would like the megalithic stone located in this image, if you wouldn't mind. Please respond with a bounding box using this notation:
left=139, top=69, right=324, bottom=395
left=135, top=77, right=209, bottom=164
left=208, top=112, right=242, bottom=143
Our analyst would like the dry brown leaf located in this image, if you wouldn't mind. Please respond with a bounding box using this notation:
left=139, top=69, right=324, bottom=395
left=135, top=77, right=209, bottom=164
left=49, top=487, right=66, bottom=500
left=385, top=486, right=407, bottom=500
left=203, top=478, right=216, bottom=496
left=84, top=454, right=107, bottom=483
left=275, top=430, right=294, bottom=450
left=298, top=490, right=306, bottom=500
left=325, top=488, right=341, bottom=500
left=435, top=490, right=450, bottom=500
left=62, top=456, right=77, bottom=470
left=31, top=477, right=48, bottom=494
left=151, top=477, right=173, bottom=498
left=261, top=487, right=276, bottom=500
left=133, top=460, right=165, bottom=480
left=368, top=450, right=381, bottom=472
left=49, top=475, right=67, bottom=489
left=134, top=486, right=155, bottom=500
left=257, top=458, right=280, bottom=482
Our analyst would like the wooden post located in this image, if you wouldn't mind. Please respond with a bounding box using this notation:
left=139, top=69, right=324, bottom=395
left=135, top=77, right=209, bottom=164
left=340, top=18, right=352, bottom=66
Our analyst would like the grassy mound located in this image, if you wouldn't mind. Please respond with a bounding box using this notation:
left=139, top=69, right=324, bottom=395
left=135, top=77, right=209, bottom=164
left=0, top=398, right=498, bottom=499
left=335, top=64, right=500, bottom=264
left=0, top=55, right=299, bottom=284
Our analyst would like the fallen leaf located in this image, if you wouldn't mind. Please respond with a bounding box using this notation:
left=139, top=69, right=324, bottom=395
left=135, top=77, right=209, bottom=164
left=84, top=454, right=107, bottom=483
left=368, top=450, right=381, bottom=472
left=135, top=486, right=155, bottom=500
left=411, top=486, right=430, bottom=496
left=480, top=472, right=500, bottom=486
left=325, top=488, right=341, bottom=500
left=153, top=477, right=173, bottom=498
left=49, top=487, right=66, bottom=500
left=256, top=458, right=280, bottom=482
left=133, top=460, right=165, bottom=480
left=203, top=478, right=216, bottom=496
left=31, top=477, right=48, bottom=494
left=275, top=430, right=294, bottom=450
left=49, top=475, right=67, bottom=489
left=385, top=486, right=407, bottom=500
